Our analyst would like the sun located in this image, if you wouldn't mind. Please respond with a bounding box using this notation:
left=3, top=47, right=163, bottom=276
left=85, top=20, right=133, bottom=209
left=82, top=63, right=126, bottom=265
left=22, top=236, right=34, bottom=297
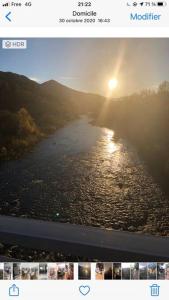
left=108, top=78, right=118, bottom=91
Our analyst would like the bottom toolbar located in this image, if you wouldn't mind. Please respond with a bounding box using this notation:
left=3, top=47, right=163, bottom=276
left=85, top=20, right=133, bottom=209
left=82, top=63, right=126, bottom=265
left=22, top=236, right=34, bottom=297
left=0, top=279, right=168, bottom=299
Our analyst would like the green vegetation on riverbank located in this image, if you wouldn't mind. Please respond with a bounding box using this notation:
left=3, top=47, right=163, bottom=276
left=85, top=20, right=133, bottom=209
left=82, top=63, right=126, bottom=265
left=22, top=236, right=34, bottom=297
left=0, top=108, right=42, bottom=160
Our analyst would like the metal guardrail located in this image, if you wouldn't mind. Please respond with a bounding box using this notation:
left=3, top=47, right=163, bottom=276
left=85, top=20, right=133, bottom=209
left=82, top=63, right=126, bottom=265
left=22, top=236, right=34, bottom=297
left=0, top=215, right=169, bottom=261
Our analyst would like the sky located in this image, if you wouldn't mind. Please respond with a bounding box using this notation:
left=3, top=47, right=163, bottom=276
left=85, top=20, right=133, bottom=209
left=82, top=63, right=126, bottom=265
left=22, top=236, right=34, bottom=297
left=0, top=38, right=169, bottom=97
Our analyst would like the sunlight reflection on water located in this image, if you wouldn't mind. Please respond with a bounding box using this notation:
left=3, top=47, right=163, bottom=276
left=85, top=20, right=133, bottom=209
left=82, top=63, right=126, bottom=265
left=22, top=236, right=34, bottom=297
left=104, top=128, right=119, bottom=154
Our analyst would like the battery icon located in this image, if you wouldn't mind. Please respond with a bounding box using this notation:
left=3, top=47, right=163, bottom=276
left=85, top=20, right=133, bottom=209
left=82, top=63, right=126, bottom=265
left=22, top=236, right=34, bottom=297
left=157, top=2, right=166, bottom=6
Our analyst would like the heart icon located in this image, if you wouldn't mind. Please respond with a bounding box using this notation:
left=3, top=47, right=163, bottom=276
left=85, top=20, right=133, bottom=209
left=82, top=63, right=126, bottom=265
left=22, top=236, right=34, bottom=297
left=79, top=285, right=90, bottom=296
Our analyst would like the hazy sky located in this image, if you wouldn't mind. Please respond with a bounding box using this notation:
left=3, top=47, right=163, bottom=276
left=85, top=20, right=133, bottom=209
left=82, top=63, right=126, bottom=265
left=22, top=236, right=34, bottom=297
left=0, top=38, right=169, bottom=97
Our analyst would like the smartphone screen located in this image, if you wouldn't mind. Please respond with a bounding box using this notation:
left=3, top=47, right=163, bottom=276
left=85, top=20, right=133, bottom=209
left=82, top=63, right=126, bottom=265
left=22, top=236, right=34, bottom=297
left=0, top=1, right=169, bottom=299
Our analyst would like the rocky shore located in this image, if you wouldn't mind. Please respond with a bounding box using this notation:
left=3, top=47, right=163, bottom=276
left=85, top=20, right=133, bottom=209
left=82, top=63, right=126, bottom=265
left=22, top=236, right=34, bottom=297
left=0, top=242, right=90, bottom=262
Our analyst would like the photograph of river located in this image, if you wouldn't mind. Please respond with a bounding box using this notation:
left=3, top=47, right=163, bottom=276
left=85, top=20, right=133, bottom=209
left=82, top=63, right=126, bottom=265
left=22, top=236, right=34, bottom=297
left=0, top=38, right=169, bottom=260
left=0, top=115, right=168, bottom=232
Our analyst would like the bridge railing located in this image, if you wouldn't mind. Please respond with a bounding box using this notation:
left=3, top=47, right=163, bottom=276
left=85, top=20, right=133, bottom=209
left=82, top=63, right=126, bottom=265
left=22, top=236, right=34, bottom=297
left=0, top=215, right=169, bottom=261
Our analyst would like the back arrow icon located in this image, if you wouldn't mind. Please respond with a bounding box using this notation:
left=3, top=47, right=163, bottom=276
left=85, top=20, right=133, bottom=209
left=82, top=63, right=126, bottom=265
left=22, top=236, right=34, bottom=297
left=6, top=12, right=11, bottom=22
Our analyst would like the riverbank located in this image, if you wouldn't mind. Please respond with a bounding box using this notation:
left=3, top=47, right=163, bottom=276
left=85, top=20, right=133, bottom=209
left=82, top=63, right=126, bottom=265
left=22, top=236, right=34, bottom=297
left=0, top=111, right=77, bottom=161
left=92, top=95, right=169, bottom=205
left=0, top=242, right=88, bottom=262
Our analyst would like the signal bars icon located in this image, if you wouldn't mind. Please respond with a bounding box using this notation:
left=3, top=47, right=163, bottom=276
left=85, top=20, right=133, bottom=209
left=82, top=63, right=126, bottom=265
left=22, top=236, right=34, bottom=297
left=2, top=2, right=10, bottom=6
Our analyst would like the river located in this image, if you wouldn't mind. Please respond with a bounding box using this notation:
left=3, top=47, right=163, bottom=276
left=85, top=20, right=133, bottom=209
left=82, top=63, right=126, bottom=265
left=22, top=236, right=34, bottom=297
left=0, top=116, right=169, bottom=235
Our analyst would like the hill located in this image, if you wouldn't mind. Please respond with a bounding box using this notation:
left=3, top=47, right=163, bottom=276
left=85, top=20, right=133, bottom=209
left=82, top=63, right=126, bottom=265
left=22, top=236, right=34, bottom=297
left=0, top=71, right=104, bottom=159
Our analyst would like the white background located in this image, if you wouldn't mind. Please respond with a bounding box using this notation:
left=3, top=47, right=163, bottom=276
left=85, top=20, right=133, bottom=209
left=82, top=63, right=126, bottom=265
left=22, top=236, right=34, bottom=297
left=0, top=280, right=167, bottom=300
